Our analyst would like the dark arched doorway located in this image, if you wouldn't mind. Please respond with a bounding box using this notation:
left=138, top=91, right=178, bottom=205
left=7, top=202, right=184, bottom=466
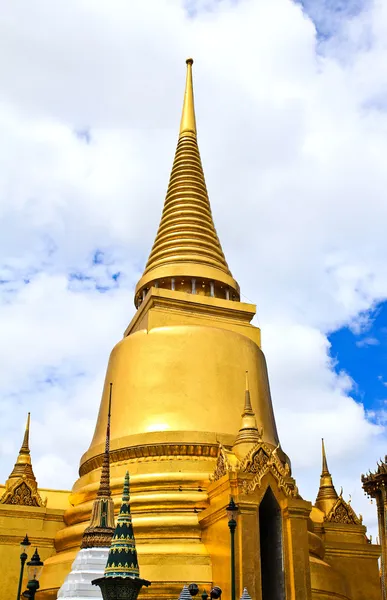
left=259, top=487, right=285, bottom=600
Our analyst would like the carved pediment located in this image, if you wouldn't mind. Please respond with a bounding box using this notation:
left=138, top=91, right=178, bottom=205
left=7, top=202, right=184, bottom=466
left=211, top=440, right=298, bottom=498
left=1, top=478, right=45, bottom=507
left=325, top=496, right=361, bottom=525
left=241, top=446, right=269, bottom=474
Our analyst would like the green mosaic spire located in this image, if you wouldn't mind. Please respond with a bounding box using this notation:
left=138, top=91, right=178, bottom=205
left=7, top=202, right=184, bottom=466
left=104, top=471, right=140, bottom=578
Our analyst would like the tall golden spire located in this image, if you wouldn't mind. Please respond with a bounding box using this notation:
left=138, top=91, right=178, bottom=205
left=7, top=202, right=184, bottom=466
left=322, top=437, right=330, bottom=476
left=135, top=58, right=239, bottom=307
left=1, top=413, right=44, bottom=507
left=97, top=382, right=112, bottom=498
left=233, top=372, right=260, bottom=460
left=16, top=412, right=31, bottom=465
left=315, top=439, right=338, bottom=514
left=82, top=383, right=115, bottom=548
left=179, top=58, right=196, bottom=138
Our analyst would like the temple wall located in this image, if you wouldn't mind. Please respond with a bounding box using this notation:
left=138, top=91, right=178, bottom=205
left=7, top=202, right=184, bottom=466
left=0, top=486, right=69, bottom=599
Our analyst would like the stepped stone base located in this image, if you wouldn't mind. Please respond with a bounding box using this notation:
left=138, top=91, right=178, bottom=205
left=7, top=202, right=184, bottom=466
left=57, top=547, right=109, bottom=599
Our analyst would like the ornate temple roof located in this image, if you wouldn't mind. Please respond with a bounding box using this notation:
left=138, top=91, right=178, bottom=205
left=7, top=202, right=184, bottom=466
left=362, top=456, right=387, bottom=497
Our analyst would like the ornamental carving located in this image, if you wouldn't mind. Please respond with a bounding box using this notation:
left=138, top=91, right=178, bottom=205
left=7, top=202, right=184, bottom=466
left=0, top=480, right=45, bottom=507
left=242, top=447, right=269, bottom=473
left=212, top=446, right=232, bottom=482
left=325, top=497, right=361, bottom=525
left=211, top=440, right=298, bottom=498
left=0, top=479, right=47, bottom=506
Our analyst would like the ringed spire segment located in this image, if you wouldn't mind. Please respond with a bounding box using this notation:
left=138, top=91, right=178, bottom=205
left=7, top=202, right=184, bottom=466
left=135, top=58, right=239, bottom=307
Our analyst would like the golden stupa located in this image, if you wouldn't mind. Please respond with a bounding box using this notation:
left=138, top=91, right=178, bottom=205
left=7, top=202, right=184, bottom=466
left=0, top=60, right=382, bottom=600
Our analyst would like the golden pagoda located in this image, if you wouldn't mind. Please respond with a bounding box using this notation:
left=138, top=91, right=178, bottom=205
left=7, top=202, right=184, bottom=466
left=0, top=60, right=383, bottom=600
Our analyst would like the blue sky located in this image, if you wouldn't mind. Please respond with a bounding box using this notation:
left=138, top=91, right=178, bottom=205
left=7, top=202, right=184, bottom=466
left=0, top=0, right=387, bottom=537
left=329, top=300, right=387, bottom=424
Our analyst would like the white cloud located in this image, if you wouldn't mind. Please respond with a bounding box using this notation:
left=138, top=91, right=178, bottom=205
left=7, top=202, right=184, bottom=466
left=356, top=336, right=380, bottom=347
left=0, top=0, right=386, bottom=538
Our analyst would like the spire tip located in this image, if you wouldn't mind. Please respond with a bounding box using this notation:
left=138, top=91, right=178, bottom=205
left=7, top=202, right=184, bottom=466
left=179, top=56, right=197, bottom=138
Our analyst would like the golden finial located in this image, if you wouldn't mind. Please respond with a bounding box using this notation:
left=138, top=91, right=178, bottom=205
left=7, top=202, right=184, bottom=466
left=1, top=412, right=44, bottom=506
left=321, top=438, right=329, bottom=476
left=244, top=371, right=254, bottom=415
left=17, top=412, right=31, bottom=466
left=315, top=438, right=338, bottom=515
left=97, top=383, right=113, bottom=498
left=233, top=371, right=260, bottom=460
left=82, top=383, right=115, bottom=548
left=179, top=58, right=196, bottom=138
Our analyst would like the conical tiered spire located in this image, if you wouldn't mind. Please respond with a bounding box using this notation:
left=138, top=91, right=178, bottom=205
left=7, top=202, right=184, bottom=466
left=233, top=372, right=260, bottom=460
left=178, top=585, right=192, bottom=600
left=315, top=439, right=338, bottom=514
left=82, top=383, right=115, bottom=548
left=240, top=588, right=252, bottom=600
left=1, top=413, right=44, bottom=506
left=104, top=471, right=140, bottom=578
left=135, top=58, right=239, bottom=307
left=92, top=472, right=151, bottom=599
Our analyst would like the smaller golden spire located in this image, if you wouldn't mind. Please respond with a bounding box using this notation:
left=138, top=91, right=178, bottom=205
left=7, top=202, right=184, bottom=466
left=315, top=438, right=338, bottom=515
left=322, top=438, right=329, bottom=476
left=18, top=412, right=31, bottom=465
left=82, top=383, right=115, bottom=548
left=233, top=372, right=260, bottom=460
left=179, top=58, right=196, bottom=139
left=97, top=382, right=112, bottom=498
left=1, top=412, right=44, bottom=507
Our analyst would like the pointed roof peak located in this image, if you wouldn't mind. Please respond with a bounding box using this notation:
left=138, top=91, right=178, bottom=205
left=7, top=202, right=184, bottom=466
left=104, top=471, right=145, bottom=580
left=1, top=412, right=44, bottom=507
left=19, top=412, right=31, bottom=460
left=179, top=58, right=196, bottom=139
left=82, top=384, right=115, bottom=548
left=243, top=371, right=254, bottom=416
left=135, top=58, right=239, bottom=307
left=315, top=437, right=338, bottom=514
left=92, top=472, right=151, bottom=595
left=122, top=470, right=130, bottom=502
left=233, top=371, right=259, bottom=460
left=97, top=382, right=113, bottom=498
left=321, top=438, right=330, bottom=476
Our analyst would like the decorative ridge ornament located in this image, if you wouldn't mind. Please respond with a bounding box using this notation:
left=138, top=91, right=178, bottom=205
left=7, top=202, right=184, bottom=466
left=0, top=413, right=44, bottom=507
left=135, top=58, right=240, bottom=307
left=82, top=382, right=115, bottom=549
left=212, top=444, right=235, bottom=482
left=92, top=471, right=151, bottom=600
